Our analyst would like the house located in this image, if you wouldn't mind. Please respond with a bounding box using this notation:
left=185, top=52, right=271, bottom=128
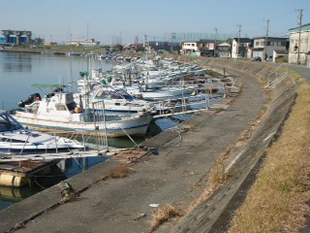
left=124, top=43, right=140, bottom=51
left=181, top=39, right=215, bottom=56
left=217, top=42, right=231, bottom=58
left=252, top=37, right=287, bottom=61
left=288, top=23, right=310, bottom=64
left=181, top=41, right=200, bottom=55
left=148, top=41, right=181, bottom=54
left=273, top=50, right=288, bottom=63
left=231, top=38, right=251, bottom=58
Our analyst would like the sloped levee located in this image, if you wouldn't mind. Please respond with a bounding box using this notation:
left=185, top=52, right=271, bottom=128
left=169, top=58, right=296, bottom=233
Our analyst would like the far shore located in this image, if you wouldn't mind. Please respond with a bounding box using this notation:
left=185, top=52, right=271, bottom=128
left=0, top=45, right=133, bottom=56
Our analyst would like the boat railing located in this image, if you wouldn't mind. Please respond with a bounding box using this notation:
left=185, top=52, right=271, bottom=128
left=47, top=129, right=109, bottom=153
left=19, top=133, right=32, bottom=155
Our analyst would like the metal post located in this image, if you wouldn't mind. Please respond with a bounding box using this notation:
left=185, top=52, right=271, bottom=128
left=264, top=19, right=270, bottom=61
left=236, top=25, right=242, bottom=58
left=297, top=9, right=303, bottom=65
left=213, top=27, right=217, bottom=58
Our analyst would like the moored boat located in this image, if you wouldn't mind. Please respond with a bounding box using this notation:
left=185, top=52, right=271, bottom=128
left=76, top=82, right=157, bottom=117
left=126, top=85, right=195, bottom=101
left=13, top=89, right=153, bottom=137
left=0, top=111, right=84, bottom=154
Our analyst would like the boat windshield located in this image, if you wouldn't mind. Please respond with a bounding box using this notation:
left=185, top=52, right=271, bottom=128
left=95, top=89, right=134, bottom=101
left=113, top=89, right=134, bottom=100
left=0, top=113, right=23, bottom=132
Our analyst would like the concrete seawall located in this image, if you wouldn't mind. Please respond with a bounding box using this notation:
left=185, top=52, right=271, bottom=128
left=169, top=58, right=296, bottom=232
left=0, top=58, right=296, bottom=233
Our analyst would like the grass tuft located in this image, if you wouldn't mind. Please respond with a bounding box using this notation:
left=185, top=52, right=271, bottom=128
left=148, top=204, right=183, bottom=232
left=107, top=164, right=133, bottom=179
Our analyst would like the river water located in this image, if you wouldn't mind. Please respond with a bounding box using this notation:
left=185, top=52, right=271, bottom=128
left=0, top=52, right=109, bottom=110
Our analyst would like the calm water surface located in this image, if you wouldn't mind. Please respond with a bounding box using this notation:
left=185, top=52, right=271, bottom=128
left=0, top=52, right=113, bottom=110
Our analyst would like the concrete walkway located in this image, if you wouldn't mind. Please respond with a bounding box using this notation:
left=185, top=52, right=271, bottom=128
left=287, top=63, right=310, bottom=79
left=268, top=62, right=310, bottom=79
left=0, top=63, right=267, bottom=233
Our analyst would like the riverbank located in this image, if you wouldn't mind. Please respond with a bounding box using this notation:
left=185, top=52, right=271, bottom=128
left=0, top=45, right=105, bottom=55
left=228, top=71, right=310, bottom=233
left=0, top=57, right=306, bottom=233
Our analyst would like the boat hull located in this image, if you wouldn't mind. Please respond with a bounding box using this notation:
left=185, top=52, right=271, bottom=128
left=13, top=112, right=153, bottom=137
left=0, top=143, right=84, bottom=153
left=141, top=87, right=194, bottom=101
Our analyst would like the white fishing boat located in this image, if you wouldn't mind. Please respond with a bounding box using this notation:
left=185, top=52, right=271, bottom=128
left=85, top=85, right=156, bottom=116
left=0, top=111, right=85, bottom=154
left=76, top=74, right=156, bottom=117
left=14, top=89, right=153, bottom=137
left=126, top=85, right=195, bottom=101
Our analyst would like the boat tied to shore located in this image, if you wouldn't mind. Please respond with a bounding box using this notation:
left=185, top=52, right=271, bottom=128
left=13, top=86, right=153, bottom=137
left=0, top=111, right=85, bottom=154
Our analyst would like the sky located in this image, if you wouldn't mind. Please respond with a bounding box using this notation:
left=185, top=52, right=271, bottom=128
left=0, top=0, right=309, bottom=45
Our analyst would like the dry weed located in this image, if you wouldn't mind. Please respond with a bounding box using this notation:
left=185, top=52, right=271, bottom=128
left=237, top=129, right=251, bottom=141
left=148, top=204, right=183, bottom=232
left=228, top=81, right=310, bottom=233
left=107, top=164, right=133, bottom=179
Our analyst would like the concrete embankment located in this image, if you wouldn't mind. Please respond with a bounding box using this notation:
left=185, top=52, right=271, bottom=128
left=0, top=58, right=295, bottom=233
left=169, top=58, right=296, bottom=233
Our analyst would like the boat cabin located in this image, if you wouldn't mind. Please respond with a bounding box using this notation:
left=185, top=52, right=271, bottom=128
left=21, top=92, right=83, bottom=122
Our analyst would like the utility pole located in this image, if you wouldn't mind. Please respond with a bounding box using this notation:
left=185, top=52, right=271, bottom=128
left=213, top=27, right=217, bottom=58
left=171, top=32, right=176, bottom=53
left=134, top=36, right=139, bottom=45
left=236, top=24, right=242, bottom=58
left=264, top=19, right=270, bottom=61
left=144, top=35, right=148, bottom=53
left=87, top=21, right=89, bottom=41
left=296, top=9, right=303, bottom=64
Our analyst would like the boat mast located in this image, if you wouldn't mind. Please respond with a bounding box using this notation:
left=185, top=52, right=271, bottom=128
left=84, top=57, right=91, bottom=121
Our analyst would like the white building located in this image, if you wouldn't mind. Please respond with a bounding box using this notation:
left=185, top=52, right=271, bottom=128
left=181, top=40, right=215, bottom=56
left=288, top=23, right=310, bottom=64
left=181, top=41, right=199, bottom=55
left=231, top=38, right=251, bottom=58
left=252, top=37, right=287, bottom=61
left=67, top=39, right=100, bottom=47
